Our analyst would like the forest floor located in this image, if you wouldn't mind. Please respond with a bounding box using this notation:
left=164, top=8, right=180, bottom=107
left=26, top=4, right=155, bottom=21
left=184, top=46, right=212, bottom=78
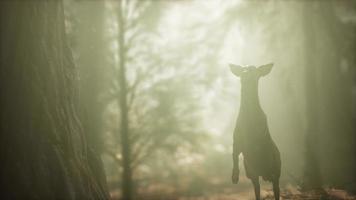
left=176, top=189, right=356, bottom=200
left=111, top=187, right=356, bottom=200
left=110, top=176, right=356, bottom=200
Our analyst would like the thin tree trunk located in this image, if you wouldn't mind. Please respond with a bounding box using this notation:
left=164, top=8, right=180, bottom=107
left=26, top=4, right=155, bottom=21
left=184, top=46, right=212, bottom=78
left=302, top=1, right=322, bottom=190
left=117, top=1, right=133, bottom=199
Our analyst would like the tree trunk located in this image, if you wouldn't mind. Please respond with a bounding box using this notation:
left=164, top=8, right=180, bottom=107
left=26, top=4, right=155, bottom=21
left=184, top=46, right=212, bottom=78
left=302, top=1, right=322, bottom=190
left=0, top=1, right=108, bottom=199
left=75, top=1, right=110, bottom=195
left=315, top=1, right=355, bottom=189
left=117, top=1, right=133, bottom=200
left=76, top=0, right=107, bottom=155
left=303, top=2, right=321, bottom=189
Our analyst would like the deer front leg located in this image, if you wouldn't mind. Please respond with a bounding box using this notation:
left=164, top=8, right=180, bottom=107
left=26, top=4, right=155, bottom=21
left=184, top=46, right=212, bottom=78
left=272, top=179, right=280, bottom=200
left=251, top=177, right=261, bottom=200
left=232, top=141, right=240, bottom=184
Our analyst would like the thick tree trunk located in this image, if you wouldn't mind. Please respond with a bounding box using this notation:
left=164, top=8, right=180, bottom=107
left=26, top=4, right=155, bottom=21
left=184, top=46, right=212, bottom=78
left=75, top=1, right=110, bottom=195
left=0, top=1, right=108, bottom=199
left=117, top=1, right=133, bottom=200
left=76, top=1, right=108, bottom=154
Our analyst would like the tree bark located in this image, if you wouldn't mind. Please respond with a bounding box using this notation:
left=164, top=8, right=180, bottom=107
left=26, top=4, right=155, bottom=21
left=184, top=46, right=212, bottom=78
left=0, top=1, right=109, bottom=199
left=302, top=1, right=322, bottom=190
left=75, top=1, right=110, bottom=195
left=76, top=0, right=108, bottom=154
left=117, top=1, right=133, bottom=200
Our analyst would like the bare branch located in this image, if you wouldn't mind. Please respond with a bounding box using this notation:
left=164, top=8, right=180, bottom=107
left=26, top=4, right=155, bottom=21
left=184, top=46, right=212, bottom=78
left=103, top=149, right=122, bottom=166
left=131, top=138, right=162, bottom=169
left=125, top=24, right=144, bottom=48
left=125, top=0, right=150, bottom=30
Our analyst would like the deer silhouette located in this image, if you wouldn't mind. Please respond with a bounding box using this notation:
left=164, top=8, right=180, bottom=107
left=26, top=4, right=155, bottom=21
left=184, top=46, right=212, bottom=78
left=229, top=63, right=281, bottom=200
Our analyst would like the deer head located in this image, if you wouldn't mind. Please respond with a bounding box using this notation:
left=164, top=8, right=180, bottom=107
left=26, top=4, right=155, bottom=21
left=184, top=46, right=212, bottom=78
left=229, top=63, right=274, bottom=105
left=229, top=63, right=274, bottom=83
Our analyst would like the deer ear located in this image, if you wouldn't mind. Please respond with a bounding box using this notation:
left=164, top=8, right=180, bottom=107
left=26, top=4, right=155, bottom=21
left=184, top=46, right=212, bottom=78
left=229, top=64, right=243, bottom=77
left=258, top=63, right=273, bottom=77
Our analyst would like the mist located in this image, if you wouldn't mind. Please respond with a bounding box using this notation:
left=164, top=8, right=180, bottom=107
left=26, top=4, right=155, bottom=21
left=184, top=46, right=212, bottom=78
left=1, top=0, right=356, bottom=200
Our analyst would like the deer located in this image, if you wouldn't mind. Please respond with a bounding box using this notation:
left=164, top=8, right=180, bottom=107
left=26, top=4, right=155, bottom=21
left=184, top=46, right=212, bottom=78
left=229, top=63, right=281, bottom=200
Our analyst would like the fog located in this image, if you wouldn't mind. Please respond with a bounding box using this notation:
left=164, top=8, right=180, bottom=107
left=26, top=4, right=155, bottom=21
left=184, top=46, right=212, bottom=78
left=65, top=0, right=356, bottom=198
left=2, top=0, right=354, bottom=199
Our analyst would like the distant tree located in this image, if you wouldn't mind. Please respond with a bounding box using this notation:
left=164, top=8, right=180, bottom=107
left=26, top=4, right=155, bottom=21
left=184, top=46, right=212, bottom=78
left=346, top=1, right=356, bottom=189
left=111, top=1, right=166, bottom=199
left=0, top=1, right=108, bottom=199
left=301, top=1, right=356, bottom=190
left=104, top=0, right=210, bottom=198
left=301, top=1, right=322, bottom=190
left=312, top=1, right=355, bottom=189
left=116, top=1, right=133, bottom=198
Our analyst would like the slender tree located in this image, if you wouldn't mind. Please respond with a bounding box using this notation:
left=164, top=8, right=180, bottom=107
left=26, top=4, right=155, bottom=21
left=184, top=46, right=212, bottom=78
left=315, top=1, right=355, bottom=188
left=302, top=1, right=322, bottom=190
left=111, top=1, right=208, bottom=198
left=117, top=1, right=132, bottom=199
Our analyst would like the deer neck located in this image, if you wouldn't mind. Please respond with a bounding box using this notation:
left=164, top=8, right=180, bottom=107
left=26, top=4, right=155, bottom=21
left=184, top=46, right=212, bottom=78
left=239, top=81, right=262, bottom=114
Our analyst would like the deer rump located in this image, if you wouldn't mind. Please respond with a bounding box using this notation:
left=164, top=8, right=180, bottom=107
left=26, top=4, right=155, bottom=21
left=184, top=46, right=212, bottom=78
left=235, top=119, right=281, bottom=182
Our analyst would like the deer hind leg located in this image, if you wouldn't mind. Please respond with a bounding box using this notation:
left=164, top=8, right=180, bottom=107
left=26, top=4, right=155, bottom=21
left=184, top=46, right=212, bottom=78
left=251, top=177, right=260, bottom=200
left=272, top=179, right=280, bottom=200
